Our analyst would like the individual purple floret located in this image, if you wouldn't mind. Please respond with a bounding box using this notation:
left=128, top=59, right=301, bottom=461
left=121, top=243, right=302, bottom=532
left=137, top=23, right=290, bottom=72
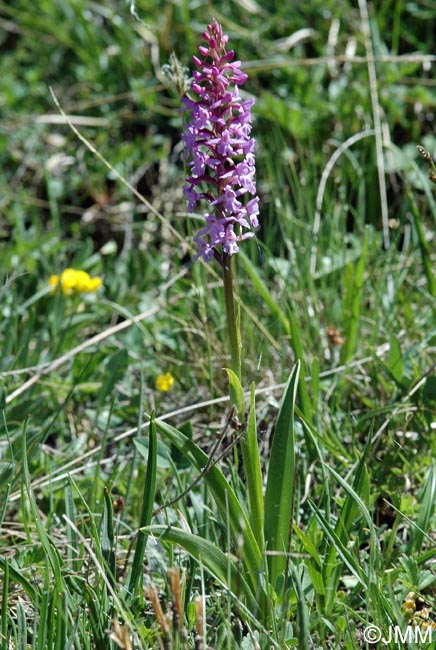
left=182, top=19, right=259, bottom=263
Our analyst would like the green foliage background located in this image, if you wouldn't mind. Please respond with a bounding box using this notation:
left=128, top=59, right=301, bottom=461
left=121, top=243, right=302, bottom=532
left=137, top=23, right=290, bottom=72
left=1, top=1, right=436, bottom=648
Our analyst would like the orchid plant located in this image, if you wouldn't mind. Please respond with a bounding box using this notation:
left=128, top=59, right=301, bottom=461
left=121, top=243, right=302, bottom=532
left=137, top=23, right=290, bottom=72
left=183, top=18, right=259, bottom=388
left=142, top=20, right=302, bottom=641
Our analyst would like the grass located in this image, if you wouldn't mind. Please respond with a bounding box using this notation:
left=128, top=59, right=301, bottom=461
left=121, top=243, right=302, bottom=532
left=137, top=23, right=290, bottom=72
left=1, top=0, right=436, bottom=648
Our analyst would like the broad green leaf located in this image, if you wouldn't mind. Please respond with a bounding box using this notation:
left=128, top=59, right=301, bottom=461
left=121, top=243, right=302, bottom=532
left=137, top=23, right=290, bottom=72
left=171, top=421, right=193, bottom=469
left=264, top=361, right=300, bottom=586
left=134, top=436, right=172, bottom=468
left=144, top=525, right=257, bottom=612
left=153, top=417, right=262, bottom=596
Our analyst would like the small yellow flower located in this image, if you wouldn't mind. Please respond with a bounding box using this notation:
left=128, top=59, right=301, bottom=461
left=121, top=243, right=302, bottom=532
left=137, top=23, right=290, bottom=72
left=155, top=372, right=174, bottom=392
left=49, top=274, right=60, bottom=290
left=50, top=268, right=102, bottom=295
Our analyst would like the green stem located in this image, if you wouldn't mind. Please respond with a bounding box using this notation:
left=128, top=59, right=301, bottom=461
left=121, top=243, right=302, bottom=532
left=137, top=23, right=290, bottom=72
left=222, top=255, right=242, bottom=383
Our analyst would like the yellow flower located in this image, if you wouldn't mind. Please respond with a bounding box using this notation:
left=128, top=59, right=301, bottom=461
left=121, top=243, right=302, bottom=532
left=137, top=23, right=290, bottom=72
left=155, top=372, right=174, bottom=392
left=50, top=268, right=102, bottom=295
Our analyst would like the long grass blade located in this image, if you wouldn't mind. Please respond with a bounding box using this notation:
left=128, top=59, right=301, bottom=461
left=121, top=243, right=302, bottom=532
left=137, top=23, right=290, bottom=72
left=322, top=435, right=372, bottom=612
left=309, top=500, right=368, bottom=588
left=341, top=227, right=370, bottom=363
left=407, top=187, right=436, bottom=302
left=289, top=563, right=311, bottom=650
left=239, top=250, right=291, bottom=334
left=128, top=414, right=158, bottom=596
left=21, top=420, right=64, bottom=594
left=16, top=603, right=26, bottom=650
left=287, top=311, right=314, bottom=430
left=101, top=486, right=116, bottom=589
left=0, top=556, right=39, bottom=601
left=292, top=524, right=325, bottom=597
left=407, top=462, right=436, bottom=555
left=36, top=564, right=50, bottom=650
left=1, top=557, right=8, bottom=650
left=0, top=416, right=14, bottom=529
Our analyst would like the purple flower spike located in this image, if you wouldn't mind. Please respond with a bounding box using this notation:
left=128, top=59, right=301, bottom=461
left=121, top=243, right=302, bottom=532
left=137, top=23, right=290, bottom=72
left=183, top=19, right=259, bottom=262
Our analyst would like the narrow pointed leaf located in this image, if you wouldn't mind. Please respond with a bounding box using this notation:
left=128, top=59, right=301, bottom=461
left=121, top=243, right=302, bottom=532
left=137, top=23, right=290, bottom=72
left=153, top=417, right=262, bottom=593
left=264, top=361, right=300, bottom=585
left=144, top=525, right=257, bottom=611
left=341, top=227, right=369, bottom=363
left=239, top=250, right=290, bottom=334
left=240, top=383, right=264, bottom=546
left=309, top=500, right=367, bottom=588
left=129, top=414, right=158, bottom=595
left=101, top=486, right=116, bottom=588
left=223, top=368, right=245, bottom=419
left=408, top=462, right=436, bottom=555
